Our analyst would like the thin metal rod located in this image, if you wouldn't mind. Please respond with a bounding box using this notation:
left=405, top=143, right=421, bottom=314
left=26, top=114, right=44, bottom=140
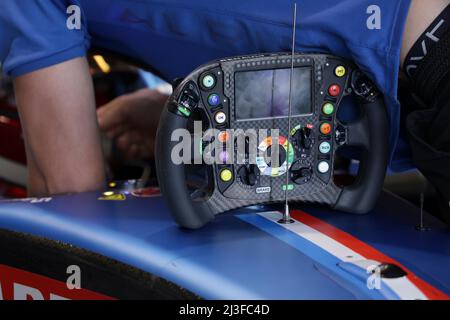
left=420, top=192, right=424, bottom=229
left=282, top=3, right=297, bottom=224
left=416, top=192, right=430, bottom=231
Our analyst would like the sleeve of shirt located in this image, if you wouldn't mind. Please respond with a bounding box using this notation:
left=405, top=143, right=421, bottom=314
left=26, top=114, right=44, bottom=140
left=407, top=80, right=450, bottom=225
left=0, top=0, right=90, bottom=78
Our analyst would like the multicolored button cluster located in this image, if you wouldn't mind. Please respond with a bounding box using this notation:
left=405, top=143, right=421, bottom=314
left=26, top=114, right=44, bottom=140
left=256, top=136, right=294, bottom=177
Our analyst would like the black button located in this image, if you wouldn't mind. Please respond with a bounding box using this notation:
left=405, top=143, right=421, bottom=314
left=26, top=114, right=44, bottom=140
left=335, top=125, right=347, bottom=145
left=293, top=127, right=313, bottom=150
left=291, top=167, right=312, bottom=185
left=238, top=164, right=259, bottom=186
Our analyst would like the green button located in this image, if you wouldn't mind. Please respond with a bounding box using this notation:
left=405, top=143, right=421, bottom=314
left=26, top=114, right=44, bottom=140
left=282, top=184, right=294, bottom=191
left=177, top=105, right=191, bottom=117
left=322, top=103, right=334, bottom=115
left=290, top=124, right=301, bottom=136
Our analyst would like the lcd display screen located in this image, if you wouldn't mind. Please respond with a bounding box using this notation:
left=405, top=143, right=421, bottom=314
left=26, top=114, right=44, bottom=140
left=234, top=68, right=312, bottom=120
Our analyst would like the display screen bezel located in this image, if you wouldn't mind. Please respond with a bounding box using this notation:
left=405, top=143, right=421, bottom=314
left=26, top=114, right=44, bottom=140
left=233, top=66, right=314, bottom=122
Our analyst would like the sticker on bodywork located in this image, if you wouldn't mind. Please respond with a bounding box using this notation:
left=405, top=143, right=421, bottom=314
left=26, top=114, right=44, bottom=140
left=0, top=265, right=114, bottom=300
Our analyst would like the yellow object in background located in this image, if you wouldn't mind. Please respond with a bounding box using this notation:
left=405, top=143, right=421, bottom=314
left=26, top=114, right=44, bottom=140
left=93, top=55, right=111, bottom=74
left=98, top=192, right=126, bottom=201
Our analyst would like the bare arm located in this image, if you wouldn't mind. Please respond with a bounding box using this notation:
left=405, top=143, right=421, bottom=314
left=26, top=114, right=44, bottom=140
left=97, top=88, right=168, bottom=160
left=14, top=57, right=105, bottom=196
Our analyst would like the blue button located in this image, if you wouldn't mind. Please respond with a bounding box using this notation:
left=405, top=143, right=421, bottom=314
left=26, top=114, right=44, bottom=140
left=208, top=94, right=220, bottom=107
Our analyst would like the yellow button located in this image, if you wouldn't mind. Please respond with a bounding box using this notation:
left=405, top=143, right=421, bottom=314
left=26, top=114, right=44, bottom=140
left=335, top=66, right=346, bottom=78
left=220, top=169, right=233, bottom=182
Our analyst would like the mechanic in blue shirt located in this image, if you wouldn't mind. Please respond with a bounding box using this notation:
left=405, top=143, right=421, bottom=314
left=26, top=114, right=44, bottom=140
left=0, top=1, right=449, bottom=217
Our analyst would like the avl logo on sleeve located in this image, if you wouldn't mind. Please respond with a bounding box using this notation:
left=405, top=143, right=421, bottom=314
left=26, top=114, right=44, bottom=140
left=0, top=265, right=113, bottom=300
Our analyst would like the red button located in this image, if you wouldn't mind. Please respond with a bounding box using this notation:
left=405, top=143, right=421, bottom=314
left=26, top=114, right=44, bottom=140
left=328, top=84, right=341, bottom=97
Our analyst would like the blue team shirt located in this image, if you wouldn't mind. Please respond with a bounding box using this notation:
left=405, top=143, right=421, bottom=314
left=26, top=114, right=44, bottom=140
left=0, top=0, right=412, bottom=170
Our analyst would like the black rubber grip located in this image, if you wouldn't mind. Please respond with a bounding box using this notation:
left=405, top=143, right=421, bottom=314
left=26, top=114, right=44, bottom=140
left=155, top=105, right=215, bottom=229
left=334, top=95, right=389, bottom=213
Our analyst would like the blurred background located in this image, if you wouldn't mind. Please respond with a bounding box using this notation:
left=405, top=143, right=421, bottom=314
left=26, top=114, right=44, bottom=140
left=0, top=53, right=443, bottom=220
left=0, top=53, right=171, bottom=198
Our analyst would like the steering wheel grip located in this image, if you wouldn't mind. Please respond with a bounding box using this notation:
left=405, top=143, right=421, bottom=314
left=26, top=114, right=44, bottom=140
left=155, top=102, right=215, bottom=229
left=334, top=91, right=389, bottom=214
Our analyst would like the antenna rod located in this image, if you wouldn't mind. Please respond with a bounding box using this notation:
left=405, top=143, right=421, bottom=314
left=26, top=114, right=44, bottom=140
left=280, top=3, right=297, bottom=224
left=416, top=192, right=430, bottom=231
left=420, top=192, right=424, bottom=229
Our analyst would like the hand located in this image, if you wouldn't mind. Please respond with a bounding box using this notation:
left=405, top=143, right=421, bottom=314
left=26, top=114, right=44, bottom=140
left=97, top=88, right=168, bottom=160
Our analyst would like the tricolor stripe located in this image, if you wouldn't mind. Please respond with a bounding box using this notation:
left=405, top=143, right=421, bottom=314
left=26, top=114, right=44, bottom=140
left=238, top=210, right=449, bottom=300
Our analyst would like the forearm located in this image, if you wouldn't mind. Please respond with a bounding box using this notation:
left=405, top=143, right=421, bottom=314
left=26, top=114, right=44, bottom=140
left=14, top=57, right=105, bottom=196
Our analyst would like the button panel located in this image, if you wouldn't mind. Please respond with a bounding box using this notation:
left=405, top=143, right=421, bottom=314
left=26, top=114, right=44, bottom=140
left=182, top=55, right=352, bottom=200
left=198, top=68, right=229, bottom=129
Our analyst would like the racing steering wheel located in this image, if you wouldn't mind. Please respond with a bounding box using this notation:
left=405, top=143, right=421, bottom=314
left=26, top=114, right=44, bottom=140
left=156, top=53, right=389, bottom=229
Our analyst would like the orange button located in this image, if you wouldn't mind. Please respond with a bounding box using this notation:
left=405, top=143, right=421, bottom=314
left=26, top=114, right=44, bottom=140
left=218, top=131, right=230, bottom=143
left=320, top=123, right=332, bottom=135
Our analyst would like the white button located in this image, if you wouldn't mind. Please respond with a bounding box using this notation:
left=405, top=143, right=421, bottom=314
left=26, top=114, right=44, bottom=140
left=215, top=111, right=227, bottom=124
left=319, top=142, right=331, bottom=154
left=317, top=161, right=330, bottom=174
left=202, top=75, right=215, bottom=89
